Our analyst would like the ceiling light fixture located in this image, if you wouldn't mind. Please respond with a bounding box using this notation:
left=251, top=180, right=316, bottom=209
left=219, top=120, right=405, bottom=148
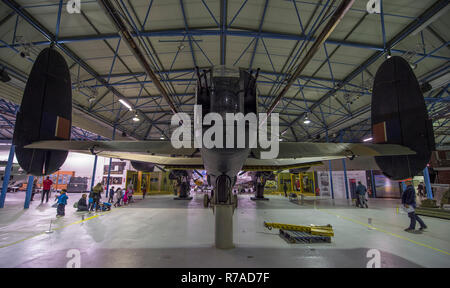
left=119, top=99, right=133, bottom=111
left=363, top=137, right=373, bottom=142
left=132, top=114, right=140, bottom=122
left=386, top=50, right=392, bottom=59
left=303, top=114, right=311, bottom=125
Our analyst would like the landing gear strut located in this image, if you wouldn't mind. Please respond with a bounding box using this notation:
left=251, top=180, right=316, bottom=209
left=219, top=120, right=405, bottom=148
left=174, top=181, right=192, bottom=200
left=213, top=174, right=237, bottom=249
left=250, top=172, right=272, bottom=201
left=251, top=183, right=269, bottom=201
left=170, top=171, right=192, bottom=200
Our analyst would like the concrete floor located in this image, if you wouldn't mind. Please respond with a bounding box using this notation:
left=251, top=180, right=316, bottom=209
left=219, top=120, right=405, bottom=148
left=0, top=191, right=449, bottom=268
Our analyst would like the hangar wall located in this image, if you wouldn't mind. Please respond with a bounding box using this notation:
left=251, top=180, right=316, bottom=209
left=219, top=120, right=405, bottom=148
left=314, top=170, right=368, bottom=199
left=0, top=148, right=132, bottom=190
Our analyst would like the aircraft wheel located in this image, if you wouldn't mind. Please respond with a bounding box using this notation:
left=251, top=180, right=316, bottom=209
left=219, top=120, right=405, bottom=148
left=203, top=194, right=209, bottom=208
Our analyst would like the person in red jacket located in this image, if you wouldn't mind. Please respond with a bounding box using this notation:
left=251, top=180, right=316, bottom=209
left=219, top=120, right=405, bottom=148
left=41, top=176, right=53, bottom=203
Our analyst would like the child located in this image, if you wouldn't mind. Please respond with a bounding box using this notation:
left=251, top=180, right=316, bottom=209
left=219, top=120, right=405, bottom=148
left=126, top=183, right=134, bottom=204
left=123, top=189, right=128, bottom=205
left=56, top=189, right=68, bottom=217
left=88, top=190, right=94, bottom=211
left=100, top=201, right=112, bottom=211
left=76, top=194, right=88, bottom=212
left=127, top=188, right=134, bottom=203
left=114, top=188, right=122, bottom=207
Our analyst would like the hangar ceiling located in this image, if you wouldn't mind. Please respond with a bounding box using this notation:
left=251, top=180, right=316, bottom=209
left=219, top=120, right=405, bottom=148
left=0, top=0, right=448, bottom=146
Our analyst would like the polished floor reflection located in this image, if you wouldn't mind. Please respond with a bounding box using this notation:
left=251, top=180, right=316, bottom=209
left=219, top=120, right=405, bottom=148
left=0, top=192, right=449, bottom=267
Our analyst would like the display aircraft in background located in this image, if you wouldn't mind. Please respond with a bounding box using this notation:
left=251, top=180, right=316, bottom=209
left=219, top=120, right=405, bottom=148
left=0, top=161, right=28, bottom=191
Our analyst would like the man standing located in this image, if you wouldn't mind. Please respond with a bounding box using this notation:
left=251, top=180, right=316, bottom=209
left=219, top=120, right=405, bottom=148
left=41, top=176, right=53, bottom=203
left=283, top=182, right=288, bottom=197
left=402, top=180, right=427, bottom=232
left=91, top=183, right=103, bottom=212
left=142, top=182, right=147, bottom=199
left=356, top=181, right=368, bottom=208
left=108, top=186, right=115, bottom=203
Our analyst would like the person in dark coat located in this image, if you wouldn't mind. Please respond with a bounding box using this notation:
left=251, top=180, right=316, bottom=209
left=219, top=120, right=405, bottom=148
left=355, top=181, right=368, bottom=208
left=283, top=182, right=288, bottom=197
left=108, top=186, right=115, bottom=203
left=402, top=180, right=427, bottom=232
left=77, top=194, right=88, bottom=211
left=91, top=183, right=103, bottom=212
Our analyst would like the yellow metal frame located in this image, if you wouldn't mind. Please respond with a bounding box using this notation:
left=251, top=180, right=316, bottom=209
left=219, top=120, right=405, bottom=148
left=299, top=172, right=315, bottom=196
left=126, top=170, right=176, bottom=195
left=264, top=222, right=334, bottom=237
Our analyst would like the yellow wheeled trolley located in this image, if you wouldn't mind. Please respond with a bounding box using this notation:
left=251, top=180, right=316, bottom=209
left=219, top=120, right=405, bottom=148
left=264, top=222, right=334, bottom=237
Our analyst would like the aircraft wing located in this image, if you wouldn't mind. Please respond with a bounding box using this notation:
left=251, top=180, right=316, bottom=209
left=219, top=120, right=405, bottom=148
left=25, top=140, right=197, bottom=156
left=69, top=150, right=328, bottom=171
left=25, top=140, right=415, bottom=171
left=27, top=140, right=414, bottom=159
left=252, top=142, right=415, bottom=159
left=24, top=140, right=332, bottom=171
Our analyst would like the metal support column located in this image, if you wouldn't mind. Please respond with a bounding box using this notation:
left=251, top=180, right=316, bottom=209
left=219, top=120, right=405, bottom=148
left=105, top=125, right=116, bottom=197
left=340, top=131, right=350, bottom=199
left=0, top=145, right=15, bottom=208
left=91, top=154, right=98, bottom=191
left=326, top=130, right=334, bottom=199
left=328, top=162, right=335, bottom=200
left=342, top=159, right=350, bottom=199
left=370, top=170, right=376, bottom=198
left=215, top=204, right=234, bottom=249
left=24, top=175, right=34, bottom=209
left=423, top=167, right=433, bottom=199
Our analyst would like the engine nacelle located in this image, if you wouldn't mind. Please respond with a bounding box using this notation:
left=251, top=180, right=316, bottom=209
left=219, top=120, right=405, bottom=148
left=169, top=170, right=189, bottom=180
left=289, top=167, right=310, bottom=174
left=130, top=161, right=155, bottom=172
